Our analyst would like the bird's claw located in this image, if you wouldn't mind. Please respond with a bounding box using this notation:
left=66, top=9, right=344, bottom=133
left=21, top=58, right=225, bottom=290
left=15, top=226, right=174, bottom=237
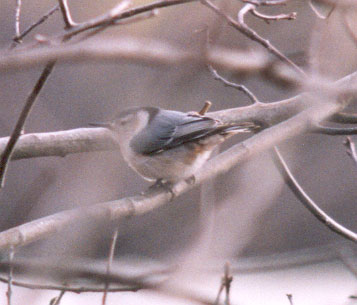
left=148, top=179, right=176, bottom=200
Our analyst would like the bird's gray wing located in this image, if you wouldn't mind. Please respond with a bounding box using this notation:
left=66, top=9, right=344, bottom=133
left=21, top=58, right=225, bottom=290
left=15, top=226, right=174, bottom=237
left=130, top=110, right=218, bottom=154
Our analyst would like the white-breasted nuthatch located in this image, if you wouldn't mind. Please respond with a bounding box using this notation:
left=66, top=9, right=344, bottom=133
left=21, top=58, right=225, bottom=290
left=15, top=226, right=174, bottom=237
left=94, top=107, right=257, bottom=183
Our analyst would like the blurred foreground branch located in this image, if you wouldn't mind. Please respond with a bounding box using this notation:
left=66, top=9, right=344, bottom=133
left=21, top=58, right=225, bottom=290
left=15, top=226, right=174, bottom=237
left=0, top=37, right=269, bottom=75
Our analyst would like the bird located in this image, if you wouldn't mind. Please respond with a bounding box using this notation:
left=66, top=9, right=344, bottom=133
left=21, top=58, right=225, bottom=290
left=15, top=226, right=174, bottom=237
left=92, top=106, right=257, bottom=185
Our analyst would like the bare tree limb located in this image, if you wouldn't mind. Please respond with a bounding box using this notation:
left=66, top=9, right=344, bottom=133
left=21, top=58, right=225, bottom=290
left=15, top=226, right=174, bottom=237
left=51, top=290, right=65, bottom=305
left=0, top=38, right=271, bottom=75
left=0, top=128, right=117, bottom=160
left=77, top=9, right=158, bottom=42
left=242, top=0, right=289, bottom=5
left=0, top=70, right=355, bottom=251
left=329, top=112, right=357, bottom=124
left=61, top=0, right=196, bottom=40
left=312, top=124, right=357, bottom=135
left=0, top=70, right=356, bottom=162
left=102, top=226, right=119, bottom=305
left=6, top=248, right=14, bottom=305
left=0, top=276, right=140, bottom=293
left=58, top=0, right=76, bottom=29
left=200, top=0, right=305, bottom=76
left=0, top=96, right=345, bottom=252
left=250, top=8, right=296, bottom=22
left=343, top=136, right=357, bottom=166
left=207, top=64, right=261, bottom=104
left=0, top=98, right=303, bottom=161
left=12, top=5, right=59, bottom=44
left=0, top=61, right=56, bottom=188
left=271, top=147, right=357, bottom=243
left=14, top=0, right=22, bottom=42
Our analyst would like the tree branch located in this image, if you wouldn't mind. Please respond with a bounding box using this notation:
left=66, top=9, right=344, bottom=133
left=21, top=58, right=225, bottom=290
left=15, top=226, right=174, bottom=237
left=12, top=5, right=59, bottom=44
left=0, top=37, right=270, bottom=75
left=0, top=99, right=302, bottom=161
left=0, top=61, right=56, bottom=188
left=207, top=64, right=261, bottom=104
left=200, top=0, right=305, bottom=76
left=58, top=0, right=76, bottom=29
left=312, top=124, right=357, bottom=135
left=0, top=96, right=345, bottom=252
left=329, top=112, right=357, bottom=124
left=102, top=226, right=119, bottom=305
left=14, top=0, right=22, bottom=42
left=271, top=147, right=357, bottom=243
left=61, top=0, right=196, bottom=40
left=343, top=136, right=357, bottom=166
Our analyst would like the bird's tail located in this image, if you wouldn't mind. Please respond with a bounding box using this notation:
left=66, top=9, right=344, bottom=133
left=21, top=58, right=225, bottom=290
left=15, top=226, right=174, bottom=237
left=221, top=121, right=260, bottom=134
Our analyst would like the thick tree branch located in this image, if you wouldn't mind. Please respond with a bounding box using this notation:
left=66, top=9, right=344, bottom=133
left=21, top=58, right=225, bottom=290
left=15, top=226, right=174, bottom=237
left=0, top=38, right=270, bottom=75
left=0, top=128, right=117, bottom=160
left=0, top=97, right=344, bottom=252
left=0, top=99, right=303, bottom=161
left=0, top=71, right=355, bottom=252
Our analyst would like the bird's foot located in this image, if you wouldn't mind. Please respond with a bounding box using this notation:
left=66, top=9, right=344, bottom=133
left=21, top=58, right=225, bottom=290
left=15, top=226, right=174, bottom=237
left=148, top=179, right=176, bottom=200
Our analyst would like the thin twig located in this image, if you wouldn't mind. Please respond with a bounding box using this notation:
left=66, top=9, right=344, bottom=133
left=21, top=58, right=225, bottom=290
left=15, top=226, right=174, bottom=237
left=208, top=65, right=260, bottom=104
left=312, top=124, right=357, bottom=135
left=343, top=136, right=357, bottom=166
left=62, top=0, right=195, bottom=40
left=271, top=146, right=357, bottom=243
left=102, top=226, right=120, bottom=305
left=14, top=0, right=22, bottom=42
left=286, top=294, right=294, bottom=305
left=51, top=290, right=66, bottom=305
left=6, top=248, right=14, bottom=305
left=214, top=279, right=224, bottom=305
left=329, top=112, right=357, bottom=124
left=58, top=0, right=76, bottom=28
left=200, top=0, right=305, bottom=76
left=205, top=30, right=260, bottom=104
left=214, top=263, right=233, bottom=305
left=0, top=61, right=56, bottom=188
left=199, top=101, right=212, bottom=115
left=223, top=263, right=233, bottom=305
left=242, top=0, right=289, bottom=5
left=78, top=9, right=158, bottom=41
left=12, top=5, right=59, bottom=44
left=0, top=276, right=140, bottom=293
left=250, top=9, right=296, bottom=23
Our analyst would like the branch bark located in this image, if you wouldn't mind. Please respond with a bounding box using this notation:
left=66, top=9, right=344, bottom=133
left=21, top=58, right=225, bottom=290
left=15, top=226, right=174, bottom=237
left=0, top=97, right=304, bottom=161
